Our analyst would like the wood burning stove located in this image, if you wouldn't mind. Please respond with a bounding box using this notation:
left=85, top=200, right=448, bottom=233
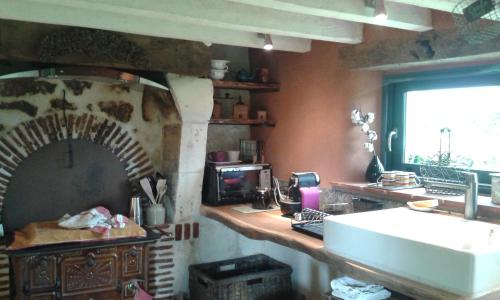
left=0, top=68, right=179, bottom=299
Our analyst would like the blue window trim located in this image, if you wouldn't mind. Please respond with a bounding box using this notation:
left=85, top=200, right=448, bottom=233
left=381, top=64, right=500, bottom=192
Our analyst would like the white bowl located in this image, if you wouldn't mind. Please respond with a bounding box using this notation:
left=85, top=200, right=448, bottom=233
left=210, top=69, right=227, bottom=80
left=211, top=59, right=230, bottom=70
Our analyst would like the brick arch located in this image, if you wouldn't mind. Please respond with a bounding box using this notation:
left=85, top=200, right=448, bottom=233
left=0, top=112, right=155, bottom=214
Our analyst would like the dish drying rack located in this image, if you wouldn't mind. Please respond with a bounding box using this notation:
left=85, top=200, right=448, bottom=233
left=290, top=208, right=331, bottom=240
left=420, top=165, right=467, bottom=196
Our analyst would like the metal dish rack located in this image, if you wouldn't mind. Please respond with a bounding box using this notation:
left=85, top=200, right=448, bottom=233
left=420, top=165, right=467, bottom=196
left=290, top=208, right=331, bottom=240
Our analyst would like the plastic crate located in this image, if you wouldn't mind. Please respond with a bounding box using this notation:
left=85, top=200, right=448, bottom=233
left=189, top=254, right=292, bottom=300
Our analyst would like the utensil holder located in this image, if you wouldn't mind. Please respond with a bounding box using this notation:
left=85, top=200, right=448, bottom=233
left=145, top=204, right=165, bottom=225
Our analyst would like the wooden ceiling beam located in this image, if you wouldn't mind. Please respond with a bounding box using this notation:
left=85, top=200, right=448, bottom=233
left=229, top=0, right=433, bottom=32
left=0, top=19, right=211, bottom=76
left=339, top=28, right=500, bottom=70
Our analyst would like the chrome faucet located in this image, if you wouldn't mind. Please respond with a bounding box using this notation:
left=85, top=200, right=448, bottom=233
left=426, top=172, right=478, bottom=220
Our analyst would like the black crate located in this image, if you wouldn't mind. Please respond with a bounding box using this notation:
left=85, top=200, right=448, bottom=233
left=189, top=254, right=292, bottom=300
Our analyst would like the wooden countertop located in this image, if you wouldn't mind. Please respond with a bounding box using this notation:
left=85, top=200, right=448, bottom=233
left=201, top=204, right=500, bottom=300
left=331, top=182, right=500, bottom=220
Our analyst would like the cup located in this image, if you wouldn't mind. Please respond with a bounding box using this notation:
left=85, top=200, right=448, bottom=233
left=211, top=59, right=230, bottom=70
left=210, top=69, right=227, bottom=80
left=145, top=204, right=165, bottom=225
left=226, top=150, right=240, bottom=162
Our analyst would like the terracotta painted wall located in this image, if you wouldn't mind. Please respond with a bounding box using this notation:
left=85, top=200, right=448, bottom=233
left=250, top=41, right=382, bottom=185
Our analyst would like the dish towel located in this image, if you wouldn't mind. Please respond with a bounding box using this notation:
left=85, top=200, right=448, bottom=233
left=58, top=206, right=129, bottom=234
left=331, top=276, right=391, bottom=300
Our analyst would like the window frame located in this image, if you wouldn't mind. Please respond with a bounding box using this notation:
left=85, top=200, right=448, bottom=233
left=381, top=64, right=500, bottom=192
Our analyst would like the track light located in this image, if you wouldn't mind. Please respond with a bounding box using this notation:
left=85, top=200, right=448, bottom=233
left=258, top=33, right=273, bottom=51
left=374, top=0, right=388, bottom=22
left=365, top=0, right=388, bottom=22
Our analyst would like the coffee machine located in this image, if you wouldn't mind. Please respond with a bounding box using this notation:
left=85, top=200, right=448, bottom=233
left=279, top=172, right=320, bottom=216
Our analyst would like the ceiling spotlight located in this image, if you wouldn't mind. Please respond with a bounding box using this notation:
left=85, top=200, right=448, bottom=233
left=374, top=0, right=388, bottom=22
left=258, top=33, right=274, bottom=51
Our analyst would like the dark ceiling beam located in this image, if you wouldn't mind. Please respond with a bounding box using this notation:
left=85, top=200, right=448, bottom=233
left=0, top=19, right=210, bottom=77
left=339, top=29, right=500, bottom=70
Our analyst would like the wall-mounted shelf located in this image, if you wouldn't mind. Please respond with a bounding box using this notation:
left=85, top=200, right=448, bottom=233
left=209, top=119, right=276, bottom=127
left=212, top=80, right=279, bottom=92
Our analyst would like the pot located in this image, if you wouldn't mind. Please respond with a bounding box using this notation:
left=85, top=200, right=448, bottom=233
left=207, top=151, right=227, bottom=162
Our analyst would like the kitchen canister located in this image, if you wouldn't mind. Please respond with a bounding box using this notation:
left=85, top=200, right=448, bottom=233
left=145, top=204, right=166, bottom=225
left=233, top=97, right=249, bottom=120
left=491, top=173, right=500, bottom=205
left=129, top=195, right=143, bottom=225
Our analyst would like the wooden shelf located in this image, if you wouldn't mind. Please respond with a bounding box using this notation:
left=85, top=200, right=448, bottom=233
left=209, top=119, right=276, bottom=127
left=212, top=80, right=279, bottom=92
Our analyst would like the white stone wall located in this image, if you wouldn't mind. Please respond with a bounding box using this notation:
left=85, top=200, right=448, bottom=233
left=166, top=73, right=335, bottom=299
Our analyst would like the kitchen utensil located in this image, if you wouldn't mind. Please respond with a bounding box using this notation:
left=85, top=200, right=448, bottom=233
left=140, top=177, right=156, bottom=205
left=210, top=69, right=227, bottom=80
left=156, top=179, right=167, bottom=204
left=291, top=208, right=331, bottom=239
left=146, top=175, right=157, bottom=198
left=211, top=59, right=230, bottom=70
left=129, top=195, right=143, bottom=225
left=233, top=97, right=249, bottom=120
left=252, top=188, right=272, bottom=210
left=226, top=150, right=240, bottom=162
left=145, top=204, right=165, bottom=225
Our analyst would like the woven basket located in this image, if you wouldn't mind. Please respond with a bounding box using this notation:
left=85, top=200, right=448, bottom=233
left=189, top=254, right=292, bottom=300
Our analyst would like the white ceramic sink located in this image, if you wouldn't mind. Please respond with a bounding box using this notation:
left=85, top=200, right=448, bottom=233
left=323, top=207, right=500, bottom=297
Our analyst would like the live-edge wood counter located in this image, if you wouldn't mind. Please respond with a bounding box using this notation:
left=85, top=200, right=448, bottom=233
left=201, top=204, right=500, bottom=300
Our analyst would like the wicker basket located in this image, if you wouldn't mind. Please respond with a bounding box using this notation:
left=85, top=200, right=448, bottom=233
left=189, top=254, right=292, bottom=300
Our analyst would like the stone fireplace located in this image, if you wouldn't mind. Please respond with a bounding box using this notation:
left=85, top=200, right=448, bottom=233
left=0, top=67, right=213, bottom=298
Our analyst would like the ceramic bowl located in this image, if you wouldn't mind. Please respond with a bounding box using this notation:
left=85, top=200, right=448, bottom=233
left=210, top=69, right=227, bottom=80
left=211, top=59, right=230, bottom=70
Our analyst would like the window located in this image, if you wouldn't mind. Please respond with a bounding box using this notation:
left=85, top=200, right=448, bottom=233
left=382, top=65, right=500, bottom=191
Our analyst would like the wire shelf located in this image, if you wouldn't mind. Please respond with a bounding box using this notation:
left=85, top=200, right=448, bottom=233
left=453, top=0, right=500, bottom=44
left=420, top=165, right=468, bottom=196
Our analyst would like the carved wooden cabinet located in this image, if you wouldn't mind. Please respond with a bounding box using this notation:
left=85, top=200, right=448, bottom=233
left=9, top=237, right=157, bottom=300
